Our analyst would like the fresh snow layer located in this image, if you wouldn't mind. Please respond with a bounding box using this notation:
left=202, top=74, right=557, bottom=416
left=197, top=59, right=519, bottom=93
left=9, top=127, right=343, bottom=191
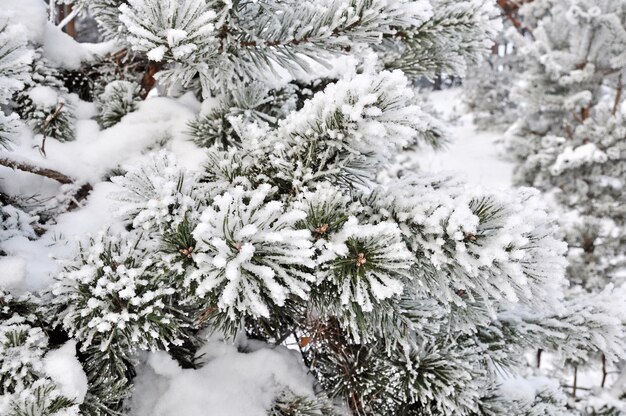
left=414, top=88, right=514, bottom=189
left=43, top=341, right=88, bottom=404
left=3, top=0, right=47, bottom=43
left=28, top=85, right=59, bottom=108
left=131, top=338, right=320, bottom=416
left=1, top=182, right=125, bottom=292
left=0, top=256, right=27, bottom=291
left=42, top=22, right=92, bottom=70
left=4, top=0, right=92, bottom=70
left=498, top=375, right=558, bottom=403
left=1, top=93, right=203, bottom=291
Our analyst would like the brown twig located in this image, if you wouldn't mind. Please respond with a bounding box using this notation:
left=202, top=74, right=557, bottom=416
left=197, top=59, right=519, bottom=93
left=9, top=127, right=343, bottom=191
left=67, top=183, right=93, bottom=211
left=571, top=105, right=590, bottom=125
left=141, top=61, right=164, bottom=99
left=38, top=102, right=66, bottom=157
left=572, top=366, right=578, bottom=397
left=43, top=103, right=65, bottom=130
left=0, top=157, right=92, bottom=211
left=60, top=4, right=77, bottom=38
left=601, top=354, right=607, bottom=388
left=536, top=348, right=542, bottom=368
left=613, top=74, right=622, bottom=116
left=497, top=0, right=534, bottom=35
left=0, top=157, right=75, bottom=184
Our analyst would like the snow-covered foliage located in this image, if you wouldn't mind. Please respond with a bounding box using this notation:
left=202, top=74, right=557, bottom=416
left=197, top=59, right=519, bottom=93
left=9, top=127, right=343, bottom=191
left=187, top=81, right=297, bottom=148
left=0, top=12, right=32, bottom=147
left=271, top=70, right=445, bottom=185
left=88, top=0, right=129, bottom=41
left=506, top=0, right=626, bottom=178
left=12, top=49, right=76, bottom=143
left=0, top=201, right=37, bottom=245
left=463, top=18, right=522, bottom=131
left=0, top=314, right=47, bottom=392
left=374, top=176, right=567, bottom=309
left=493, top=0, right=626, bottom=411
left=100, top=129, right=570, bottom=414
left=18, top=83, right=75, bottom=142
left=190, top=184, right=315, bottom=320
left=380, top=0, right=502, bottom=79
left=111, top=151, right=202, bottom=232
left=0, top=291, right=81, bottom=416
left=0, top=14, right=32, bottom=103
left=317, top=217, right=412, bottom=312
left=119, top=0, right=435, bottom=97
left=1, top=0, right=622, bottom=415
left=503, top=0, right=626, bottom=292
left=50, top=232, right=188, bottom=353
left=97, top=80, right=141, bottom=128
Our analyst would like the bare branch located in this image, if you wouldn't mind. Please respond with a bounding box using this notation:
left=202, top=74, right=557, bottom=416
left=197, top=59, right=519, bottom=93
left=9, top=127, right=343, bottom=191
left=0, top=156, right=75, bottom=184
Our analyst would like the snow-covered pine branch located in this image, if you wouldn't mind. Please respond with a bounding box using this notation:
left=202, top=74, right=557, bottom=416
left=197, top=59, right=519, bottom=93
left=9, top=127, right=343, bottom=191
left=2, top=0, right=613, bottom=414
left=0, top=13, right=32, bottom=147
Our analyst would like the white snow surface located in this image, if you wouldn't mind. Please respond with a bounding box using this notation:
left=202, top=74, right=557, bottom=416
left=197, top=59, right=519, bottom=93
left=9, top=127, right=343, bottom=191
left=28, top=85, right=59, bottom=108
left=131, top=338, right=320, bottom=416
left=0, top=256, right=26, bottom=291
left=42, top=22, right=92, bottom=69
left=414, top=88, right=513, bottom=189
left=3, top=0, right=48, bottom=43
left=4, top=0, right=93, bottom=70
left=43, top=341, right=88, bottom=404
left=498, top=375, right=557, bottom=403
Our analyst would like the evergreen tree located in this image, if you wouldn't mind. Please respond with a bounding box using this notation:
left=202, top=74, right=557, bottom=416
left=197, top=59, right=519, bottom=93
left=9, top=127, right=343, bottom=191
left=503, top=0, right=626, bottom=412
left=48, top=1, right=578, bottom=415
left=0, top=13, right=32, bottom=148
left=89, top=0, right=130, bottom=41
left=2, top=1, right=623, bottom=415
left=463, top=0, right=530, bottom=131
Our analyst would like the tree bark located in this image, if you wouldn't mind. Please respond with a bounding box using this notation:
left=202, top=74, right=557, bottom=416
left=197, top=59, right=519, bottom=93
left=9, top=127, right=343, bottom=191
left=0, top=157, right=75, bottom=184
left=0, top=157, right=93, bottom=211
left=613, top=74, right=622, bottom=116
left=601, top=354, right=607, bottom=388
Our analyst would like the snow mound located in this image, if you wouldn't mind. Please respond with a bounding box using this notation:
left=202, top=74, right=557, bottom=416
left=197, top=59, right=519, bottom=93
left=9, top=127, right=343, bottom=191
left=43, top=341, right=88, bottom=404
left=132, top=338, right=319, bottom=416
left=0, top=256, right=27, bottom=291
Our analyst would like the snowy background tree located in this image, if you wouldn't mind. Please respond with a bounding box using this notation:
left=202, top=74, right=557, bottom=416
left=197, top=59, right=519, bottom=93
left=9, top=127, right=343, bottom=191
left=495, top=1, right=626, bottom=412
left=0, top=0, right=625, bottom=415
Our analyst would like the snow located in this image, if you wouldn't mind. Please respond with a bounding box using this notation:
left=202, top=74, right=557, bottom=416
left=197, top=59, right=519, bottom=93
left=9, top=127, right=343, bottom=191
left=190, top=184, right=315, bottom=317
left=2, top=182, right=125, bottom=292
left=28, top=86, right=59, bottom=108
left=147, top=45, right=167, bottom=62
left=80, top=40, right=122, bottom=57
left=131, top=337, right=319, bottom=416
left=3, top=0, right=48, bottom=43
left=42, top=22, right=92, bottom=70
left=4, top=0, right=92, bottom=70
left=499, top=376, right=547, bottom=403
left=43, top=341, right=88, bottom=404
left=7, top=96, right=198, bottom=185
left=0, top=256, right=26, bottom=291
left=1, top=89, right=206, bottom=292
left=551, top=142, right=608, bottom=174
left=1, top=1, right=624, bottom=414
left=414, top=88, right=514, bottom=189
